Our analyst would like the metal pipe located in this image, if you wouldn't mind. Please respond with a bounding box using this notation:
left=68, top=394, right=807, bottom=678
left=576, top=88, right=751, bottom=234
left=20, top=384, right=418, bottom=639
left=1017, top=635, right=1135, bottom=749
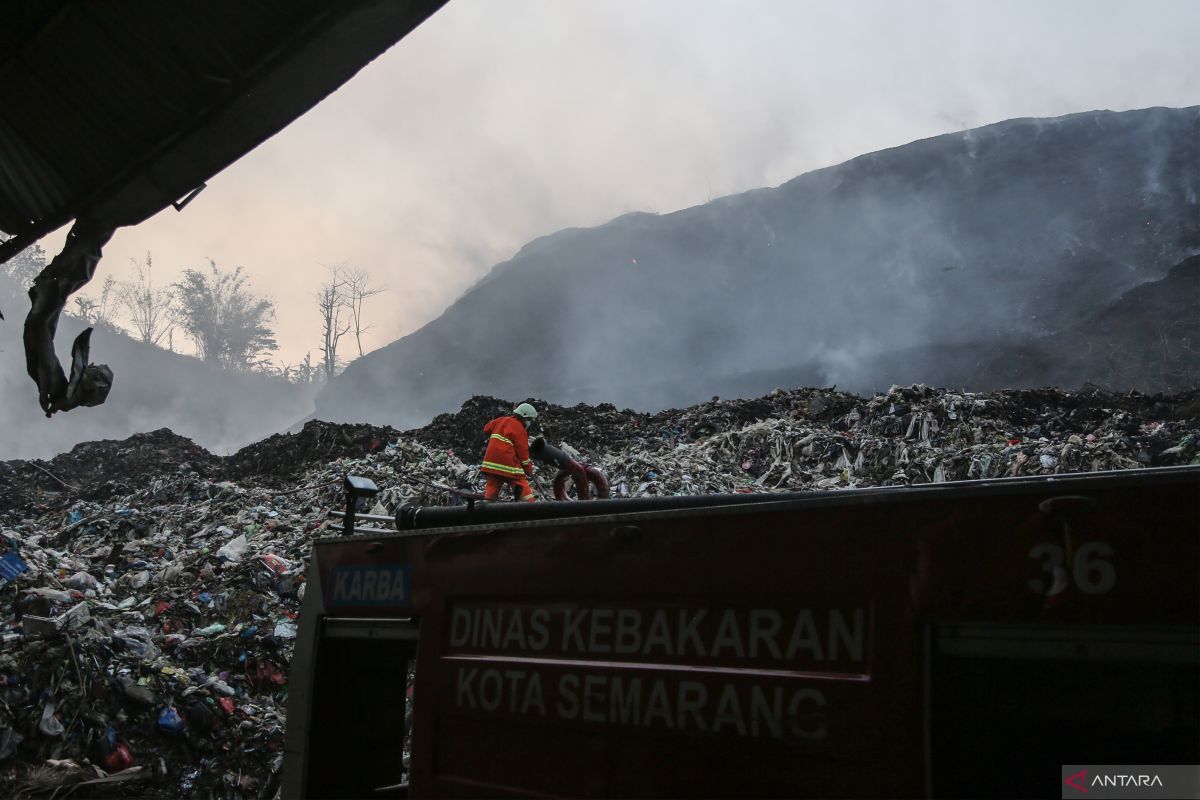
left=328, top=510, right=393, bottom=522
left=395, top=491, right=785, bottom=530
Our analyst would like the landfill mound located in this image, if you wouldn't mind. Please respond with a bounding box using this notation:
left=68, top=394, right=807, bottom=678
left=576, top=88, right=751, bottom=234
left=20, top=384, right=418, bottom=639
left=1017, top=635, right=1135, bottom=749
left=225, top=421, right=404, bottom=483
left=412, top=391, right=864, bottom=458
left=1, top=385, right=1198, bottom=798
left=0, top=429, right=221, bottom=512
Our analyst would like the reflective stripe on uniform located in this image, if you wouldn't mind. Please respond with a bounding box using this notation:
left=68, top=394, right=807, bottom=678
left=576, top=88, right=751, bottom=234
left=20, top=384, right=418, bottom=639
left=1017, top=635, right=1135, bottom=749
left=490, top=433, right=513, bottom=446
left=482, top=460, right=525, bottom=475
left=521, top=459, right=531, bottom=466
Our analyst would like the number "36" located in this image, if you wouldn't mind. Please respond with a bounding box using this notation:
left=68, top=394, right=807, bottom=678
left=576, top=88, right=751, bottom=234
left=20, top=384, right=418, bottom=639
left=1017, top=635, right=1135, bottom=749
left=1027, top=541, right=1116, bottom=596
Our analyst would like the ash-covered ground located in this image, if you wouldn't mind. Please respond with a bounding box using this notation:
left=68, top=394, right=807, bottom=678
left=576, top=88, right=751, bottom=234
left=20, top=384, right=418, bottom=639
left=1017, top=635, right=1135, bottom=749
left=0, top=385, right=1197, bottom=797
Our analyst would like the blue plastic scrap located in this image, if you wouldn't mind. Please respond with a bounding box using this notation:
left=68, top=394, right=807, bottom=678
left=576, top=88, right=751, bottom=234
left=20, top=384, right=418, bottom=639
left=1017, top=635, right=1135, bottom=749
left=157, top=706, right=186, bottom=733
left=0, top=551, right=29, bottom=588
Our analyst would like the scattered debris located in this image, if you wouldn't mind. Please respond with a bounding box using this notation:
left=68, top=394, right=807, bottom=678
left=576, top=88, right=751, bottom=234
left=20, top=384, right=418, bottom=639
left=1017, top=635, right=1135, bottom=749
left=0, top=385, right=1197, bottom=796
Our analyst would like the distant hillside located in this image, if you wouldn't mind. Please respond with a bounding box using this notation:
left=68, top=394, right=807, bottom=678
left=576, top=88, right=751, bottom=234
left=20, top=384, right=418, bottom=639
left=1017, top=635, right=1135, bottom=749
left=315, top=106, right=1200, bottom=428
left=846, top=254, right=1200, bottom=392
left=0, top=274, right=315, bottom=459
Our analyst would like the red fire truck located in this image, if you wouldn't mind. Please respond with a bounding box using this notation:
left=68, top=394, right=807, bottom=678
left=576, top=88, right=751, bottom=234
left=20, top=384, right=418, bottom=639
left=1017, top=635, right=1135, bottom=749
left=281, top=466, right=1198, bottom=798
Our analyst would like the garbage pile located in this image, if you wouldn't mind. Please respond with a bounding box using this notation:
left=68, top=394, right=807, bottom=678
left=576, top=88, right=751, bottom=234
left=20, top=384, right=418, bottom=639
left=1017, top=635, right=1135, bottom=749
left=0, top=477, right=318, bottom=798
left=425, top=386, right=1199, bottom=495
left=225, top=422, right=403, bottom=484
left=0, top=385, right=1197, bottom=797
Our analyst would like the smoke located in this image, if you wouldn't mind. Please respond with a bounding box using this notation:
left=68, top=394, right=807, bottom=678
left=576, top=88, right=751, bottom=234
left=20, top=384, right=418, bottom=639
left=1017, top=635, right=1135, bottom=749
left=34, top=1, right=1199, bottom=366
left=315, top=106, right=1200, bottom=426
left=7, top=1, right=1198, bottom=454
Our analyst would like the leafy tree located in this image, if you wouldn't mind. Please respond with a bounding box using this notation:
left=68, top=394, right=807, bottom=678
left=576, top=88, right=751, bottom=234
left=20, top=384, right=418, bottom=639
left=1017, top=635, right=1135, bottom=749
left=117, top=251, right=175, bottom=346
left=72, top=275, right=122, bottom=332
left=0, top=243, right=47, bottom=288
left=172, top=261, right=277, bottom=369
left=283, top=352, right=319, bottom=384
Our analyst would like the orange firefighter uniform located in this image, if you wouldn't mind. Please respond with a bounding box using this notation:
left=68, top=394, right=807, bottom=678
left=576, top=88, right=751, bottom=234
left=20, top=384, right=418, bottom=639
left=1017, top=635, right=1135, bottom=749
left=481, top=415, right=536, bottom=501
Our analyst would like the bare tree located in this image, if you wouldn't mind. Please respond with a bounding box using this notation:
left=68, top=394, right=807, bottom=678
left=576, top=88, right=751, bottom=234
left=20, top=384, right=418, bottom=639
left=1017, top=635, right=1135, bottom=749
left=317, top=266, right=352, bottom=380
left=342, top=265, right=387, bottom=357
left=117, top=251, right=175, bottom=347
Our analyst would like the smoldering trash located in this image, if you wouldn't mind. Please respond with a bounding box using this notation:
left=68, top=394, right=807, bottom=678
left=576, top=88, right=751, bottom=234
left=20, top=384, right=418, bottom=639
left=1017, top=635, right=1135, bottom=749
left=0, top=385, right=1197, bottom=797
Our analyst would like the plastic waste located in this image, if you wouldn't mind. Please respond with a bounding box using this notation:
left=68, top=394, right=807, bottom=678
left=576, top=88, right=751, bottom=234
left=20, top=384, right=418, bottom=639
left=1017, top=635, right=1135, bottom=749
left=216, top=533, right=248, bottom=562
left=0, top=389, right=1193, bottom=797
left=24, top=586, right=73, bottom=602
left=157, top=706, right=186, bottom=733
left=117, top=675, right=159, bottom=706
left=0, top=727, right=24, bottom=760
left=39, top=703, right=65, bottom=737
left=273, top=621, right=298, bottom=639
left=186, top=700, right=216, bottom=733
left=259, top=553, right=291, bottom=574
left=206, top=677, right=236, bottom=696
left=65, top=570, right=99, bottom=590
left=103, top=741, right=133, bottom=771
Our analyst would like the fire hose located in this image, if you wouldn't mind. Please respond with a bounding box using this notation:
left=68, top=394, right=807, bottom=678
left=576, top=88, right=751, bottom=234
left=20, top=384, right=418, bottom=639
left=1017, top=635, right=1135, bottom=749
left=530, top=437, right=610, bottom=500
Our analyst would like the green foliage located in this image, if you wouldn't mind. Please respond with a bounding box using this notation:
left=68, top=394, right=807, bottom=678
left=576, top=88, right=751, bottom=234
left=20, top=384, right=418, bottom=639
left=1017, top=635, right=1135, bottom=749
left=72, top=275, right=122, bottom=332
left=1, top=243, right=48, bottom=288
left=286, top=352, right=319, bottom=384
left=172, top=261, right=277, bottom=369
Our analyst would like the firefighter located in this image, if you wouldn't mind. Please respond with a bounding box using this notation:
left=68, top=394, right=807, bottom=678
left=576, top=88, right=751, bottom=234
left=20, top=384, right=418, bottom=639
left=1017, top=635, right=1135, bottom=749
left=481, top=403, right=538, bottom=501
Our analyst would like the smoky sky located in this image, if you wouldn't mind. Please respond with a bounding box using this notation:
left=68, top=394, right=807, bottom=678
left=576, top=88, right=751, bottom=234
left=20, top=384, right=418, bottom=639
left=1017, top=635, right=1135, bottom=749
left=39, top=0, right=1200, bottom=367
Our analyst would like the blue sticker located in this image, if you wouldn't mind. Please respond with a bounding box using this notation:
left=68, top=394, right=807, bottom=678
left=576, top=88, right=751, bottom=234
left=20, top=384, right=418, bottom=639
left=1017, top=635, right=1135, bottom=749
left=328, top=564, right=411, bottom=607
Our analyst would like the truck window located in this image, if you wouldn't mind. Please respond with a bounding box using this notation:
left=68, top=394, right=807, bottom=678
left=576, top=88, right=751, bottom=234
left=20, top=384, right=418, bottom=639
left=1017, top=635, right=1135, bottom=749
left=304, top=618, right=419, bottom=799
left=930, top=622, right=1199, bottom=798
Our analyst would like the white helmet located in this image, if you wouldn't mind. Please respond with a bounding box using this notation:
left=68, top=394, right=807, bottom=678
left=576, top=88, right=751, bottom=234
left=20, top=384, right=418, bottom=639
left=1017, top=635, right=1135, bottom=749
left=513, top=402, right=538, bottom=421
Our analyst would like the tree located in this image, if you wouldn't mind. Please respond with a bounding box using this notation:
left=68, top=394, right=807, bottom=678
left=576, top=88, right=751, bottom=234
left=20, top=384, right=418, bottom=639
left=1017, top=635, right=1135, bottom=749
left=172, top=261, right=277, bottom=369
left=342, top=265, right=386, bottom=358
left=283, top=352, right=319, bottom=384
left=317, top=266, right=352, bottom=380
left=0, top=243, right=47, bottom=288
left=72, top=275, right=121, bottom=332
left=117, top=251, right=175, bottom=346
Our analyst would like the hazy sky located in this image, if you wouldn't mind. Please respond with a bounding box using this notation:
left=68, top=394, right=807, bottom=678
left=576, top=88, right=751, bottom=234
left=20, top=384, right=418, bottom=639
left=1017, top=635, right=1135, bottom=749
left=46, top=0, right=1200, bottom=366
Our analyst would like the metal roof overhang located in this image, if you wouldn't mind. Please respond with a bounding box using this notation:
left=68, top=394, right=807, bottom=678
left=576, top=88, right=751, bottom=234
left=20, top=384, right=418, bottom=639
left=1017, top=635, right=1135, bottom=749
left=0, top=0, right=448, bottom=263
